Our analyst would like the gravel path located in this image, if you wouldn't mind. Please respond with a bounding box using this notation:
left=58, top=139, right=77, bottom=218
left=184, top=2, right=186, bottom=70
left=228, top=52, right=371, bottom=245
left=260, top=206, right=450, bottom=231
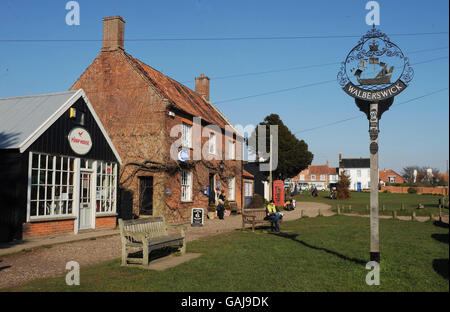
left=0, top=207, right=306, bottom=289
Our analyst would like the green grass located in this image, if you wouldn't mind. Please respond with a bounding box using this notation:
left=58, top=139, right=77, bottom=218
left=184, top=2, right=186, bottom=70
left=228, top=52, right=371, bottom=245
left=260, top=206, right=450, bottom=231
left=3, top=215, right=448, bottom=292
left=295, top=191, right=448, bottom=217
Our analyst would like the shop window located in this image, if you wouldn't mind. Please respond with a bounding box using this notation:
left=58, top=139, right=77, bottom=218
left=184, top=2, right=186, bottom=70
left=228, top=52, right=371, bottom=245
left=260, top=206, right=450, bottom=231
left=29, top=153, right=75, bottom=219
left=96, top=161, right=117, bottom=214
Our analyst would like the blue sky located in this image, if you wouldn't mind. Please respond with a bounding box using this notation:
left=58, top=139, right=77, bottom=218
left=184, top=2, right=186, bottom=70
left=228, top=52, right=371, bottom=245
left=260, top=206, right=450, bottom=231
left=0, top=0, right=448, bottom=173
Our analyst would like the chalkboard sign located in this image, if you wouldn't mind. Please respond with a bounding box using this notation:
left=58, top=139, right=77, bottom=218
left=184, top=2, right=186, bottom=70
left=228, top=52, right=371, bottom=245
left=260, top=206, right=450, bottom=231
left=191, top=208, right=204, bottom=227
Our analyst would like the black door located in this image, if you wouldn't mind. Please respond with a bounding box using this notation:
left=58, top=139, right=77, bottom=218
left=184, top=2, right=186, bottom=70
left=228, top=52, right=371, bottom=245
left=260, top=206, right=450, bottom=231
left=139, top=176, right=153, bottom=215
left=209, top=173, right=215, bottom=204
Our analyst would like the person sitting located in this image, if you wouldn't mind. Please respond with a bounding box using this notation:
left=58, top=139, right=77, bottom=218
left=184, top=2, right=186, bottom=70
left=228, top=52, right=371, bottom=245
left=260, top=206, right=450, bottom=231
left=266, top=200, right=282, bottom=232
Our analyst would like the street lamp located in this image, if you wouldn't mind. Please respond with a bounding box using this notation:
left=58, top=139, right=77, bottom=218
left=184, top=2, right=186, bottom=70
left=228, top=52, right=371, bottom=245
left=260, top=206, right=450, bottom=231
left=337, top=25, right=414, bottom=263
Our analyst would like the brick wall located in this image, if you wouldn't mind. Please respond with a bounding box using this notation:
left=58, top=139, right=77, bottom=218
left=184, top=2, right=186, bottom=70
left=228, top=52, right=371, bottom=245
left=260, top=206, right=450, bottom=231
left=381, top=186, right=448, bottom=195
left=72, top=50, right=244, bottom=222
left=22, top=219, right=75, bottom=239
left=95, top=216, right=117, bottom=229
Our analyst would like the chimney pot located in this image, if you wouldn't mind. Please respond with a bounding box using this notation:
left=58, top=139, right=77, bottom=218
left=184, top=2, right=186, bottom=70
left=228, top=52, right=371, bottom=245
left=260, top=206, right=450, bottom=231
left=195, top=74, right=210, bottom=101
left=102, top=16, right=126, bottom=51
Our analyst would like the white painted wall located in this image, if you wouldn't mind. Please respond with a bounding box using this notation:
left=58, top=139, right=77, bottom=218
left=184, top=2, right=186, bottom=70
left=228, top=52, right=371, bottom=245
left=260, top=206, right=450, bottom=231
left=339, top=168, right=371, bottom=190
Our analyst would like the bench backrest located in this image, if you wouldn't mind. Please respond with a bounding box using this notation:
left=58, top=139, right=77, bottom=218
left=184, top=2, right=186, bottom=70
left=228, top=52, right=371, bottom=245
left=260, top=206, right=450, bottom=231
left=243, top=208, right=266, bottom=221
left=119, top=217, right=168, bottom=243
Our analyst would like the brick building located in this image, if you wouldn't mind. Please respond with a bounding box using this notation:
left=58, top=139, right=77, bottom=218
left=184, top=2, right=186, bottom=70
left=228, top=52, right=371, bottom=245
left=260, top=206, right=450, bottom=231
left=71, top=16, right=245, bottom=222
left=291, top=161, right=339, bottom=191
left=379, top=169, right=405, bottom=185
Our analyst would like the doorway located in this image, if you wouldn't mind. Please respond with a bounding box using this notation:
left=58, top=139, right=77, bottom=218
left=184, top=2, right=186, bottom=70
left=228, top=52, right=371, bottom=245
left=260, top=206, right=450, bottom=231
left=79, top=171, right=93, bottom=230
left=139, top=176, right=153, bottom=215
left=209, top=173, right=215, bottom=204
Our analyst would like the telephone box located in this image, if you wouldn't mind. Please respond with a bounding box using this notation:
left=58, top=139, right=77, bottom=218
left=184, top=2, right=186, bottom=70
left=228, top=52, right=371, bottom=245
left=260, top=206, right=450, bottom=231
left=273, top=180, right=285, bottom=207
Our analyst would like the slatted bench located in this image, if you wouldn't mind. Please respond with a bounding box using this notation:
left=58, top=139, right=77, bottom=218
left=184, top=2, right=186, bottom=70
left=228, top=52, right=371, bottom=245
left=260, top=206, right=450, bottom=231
left=241, top=208, right=283, bottom=232
left=118, top=217, right=186, bottom=267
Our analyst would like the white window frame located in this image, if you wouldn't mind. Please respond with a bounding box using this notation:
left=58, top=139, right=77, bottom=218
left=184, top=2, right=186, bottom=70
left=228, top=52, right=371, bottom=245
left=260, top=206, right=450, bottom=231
left=228, top=177, right=235, bottom=201
left=300, top=174, right=305, bottom=181
left=244, top=181, right=253, bottom=197
left=181, top=170, right=193, bottom=202
left=209, top=132, right=216, bottom=155
left=181, top=122, right=192, bottom=148
left=357, top=169, right=362, bottom=177
left=27, top=152, right=76, bottom=221
left=228, top=139, right=235, bottom=160
left=320, top=174, right=326, bottom=181
left=95, top=161, right=118, bottom=215
left=311, top=174, right=316, bottom=181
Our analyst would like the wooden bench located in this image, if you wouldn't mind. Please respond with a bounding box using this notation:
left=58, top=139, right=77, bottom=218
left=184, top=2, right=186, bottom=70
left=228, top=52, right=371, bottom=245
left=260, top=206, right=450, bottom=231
left=241, top=208, right=282, bottom=232
left=229, top=202, right=238, bottom=215
left=118, top=217, right=186, bottom=266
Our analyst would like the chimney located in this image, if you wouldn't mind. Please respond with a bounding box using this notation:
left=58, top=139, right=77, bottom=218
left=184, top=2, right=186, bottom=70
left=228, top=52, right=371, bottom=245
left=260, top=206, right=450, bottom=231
left=326, top=160, right=329, bottom=167
left=339, top=152, right=342, bottom=162
left=195, top=73, right=210, bottom=101
left=102, top=16, right=126, bottom=51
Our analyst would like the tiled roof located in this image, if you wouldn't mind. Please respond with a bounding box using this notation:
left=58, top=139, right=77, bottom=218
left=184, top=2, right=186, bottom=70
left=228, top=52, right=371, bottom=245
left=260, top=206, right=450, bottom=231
left=340, top=158, right=370, bottom=168
left=124, top=52, right=230, bottom=130
left=243, top=169, right=254, bottom=179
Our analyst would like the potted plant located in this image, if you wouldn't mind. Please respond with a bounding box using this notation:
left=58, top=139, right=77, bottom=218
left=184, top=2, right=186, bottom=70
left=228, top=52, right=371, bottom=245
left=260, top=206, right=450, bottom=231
left=207, top=201, right=216, bottom=220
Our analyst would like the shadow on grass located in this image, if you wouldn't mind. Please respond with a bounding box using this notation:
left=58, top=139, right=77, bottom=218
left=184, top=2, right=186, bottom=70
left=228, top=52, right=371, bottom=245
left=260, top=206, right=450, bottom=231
left=432, top=259, right=449, bottom=280
left=431, top=234, right=449, bottom=244
left=128, top=247, right=181, bottom=263
left=270, top=231, right=366, bottom=266
left=433, top=220, right=449, bottom=229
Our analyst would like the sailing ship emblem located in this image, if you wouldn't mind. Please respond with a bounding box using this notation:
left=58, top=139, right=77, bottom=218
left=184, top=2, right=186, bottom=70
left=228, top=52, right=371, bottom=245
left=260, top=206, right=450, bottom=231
left=351, top=40, right=394, bottom=86
left=337, top=26, right=414, bottom=101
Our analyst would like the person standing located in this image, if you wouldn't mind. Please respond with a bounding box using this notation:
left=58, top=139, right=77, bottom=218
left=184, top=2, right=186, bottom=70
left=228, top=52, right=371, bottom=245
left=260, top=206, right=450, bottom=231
left=217, top=190, right=226, bottom=220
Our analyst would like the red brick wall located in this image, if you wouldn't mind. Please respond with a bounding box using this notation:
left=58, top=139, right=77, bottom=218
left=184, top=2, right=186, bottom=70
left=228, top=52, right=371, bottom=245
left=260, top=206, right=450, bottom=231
left=22, top=219, right=75, bottom=239
left=72, top=50, right=244, bottom=222
left=95, top=216, right=117, bottom=229
left=381, top=186, right=448, bottom=195
left=71, top=50, right=168, bottom=218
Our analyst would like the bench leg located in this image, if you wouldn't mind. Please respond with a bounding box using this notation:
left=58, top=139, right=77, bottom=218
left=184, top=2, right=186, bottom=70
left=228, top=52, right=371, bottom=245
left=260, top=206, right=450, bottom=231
left=121, top=244, right=128, bottom=266
left=180, top=228, right=186, bottom=255
left=143, top=245, right=149, bottom=266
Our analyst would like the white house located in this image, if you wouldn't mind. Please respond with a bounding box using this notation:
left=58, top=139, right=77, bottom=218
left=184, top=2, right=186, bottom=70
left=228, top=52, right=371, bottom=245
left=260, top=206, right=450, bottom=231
left=338, top=153, right=370, bottom=191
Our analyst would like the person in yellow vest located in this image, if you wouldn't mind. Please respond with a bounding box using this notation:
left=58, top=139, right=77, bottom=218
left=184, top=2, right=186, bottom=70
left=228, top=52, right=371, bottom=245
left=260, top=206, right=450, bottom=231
left=266, top=200, right=282, bottom=232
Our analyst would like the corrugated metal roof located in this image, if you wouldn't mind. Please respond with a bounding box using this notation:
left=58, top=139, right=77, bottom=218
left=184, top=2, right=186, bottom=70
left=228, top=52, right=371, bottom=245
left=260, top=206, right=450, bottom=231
left=0, top=91, right=79, bottom=149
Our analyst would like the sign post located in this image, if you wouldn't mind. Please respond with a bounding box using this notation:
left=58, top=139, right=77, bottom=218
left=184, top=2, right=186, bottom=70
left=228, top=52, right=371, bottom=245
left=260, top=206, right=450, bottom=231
left=337, top=25, right=414, bottom=263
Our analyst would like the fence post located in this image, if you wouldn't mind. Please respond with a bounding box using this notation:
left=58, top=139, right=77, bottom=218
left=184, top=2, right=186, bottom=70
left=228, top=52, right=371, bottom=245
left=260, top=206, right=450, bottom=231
left=382, top=204, right=385, bottom=212
left=349, top=205, right=352, bottom=212
left=392, top=210, right=397, bottom=220
left=337, top=205, right=340, bottom=215
left=429, top=213, right=434, bottom=221
left=411, top=211, right=416, bottom=221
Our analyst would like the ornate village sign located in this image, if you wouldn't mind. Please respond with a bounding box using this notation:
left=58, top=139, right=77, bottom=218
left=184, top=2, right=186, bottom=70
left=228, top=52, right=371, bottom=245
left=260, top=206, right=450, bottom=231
left=337, top=26, right=414, bottom=262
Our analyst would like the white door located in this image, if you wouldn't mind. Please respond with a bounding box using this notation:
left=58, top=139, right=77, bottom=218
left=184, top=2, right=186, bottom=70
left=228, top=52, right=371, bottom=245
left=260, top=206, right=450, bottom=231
left=79, top=171, right=92, bottom=230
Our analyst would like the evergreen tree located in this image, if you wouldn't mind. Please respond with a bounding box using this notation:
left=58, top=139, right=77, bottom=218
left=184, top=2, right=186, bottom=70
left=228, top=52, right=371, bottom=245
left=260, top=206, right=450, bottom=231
left=337, top=171, right=351, bottom=199
left=248, top=114, right=313, bottom=180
